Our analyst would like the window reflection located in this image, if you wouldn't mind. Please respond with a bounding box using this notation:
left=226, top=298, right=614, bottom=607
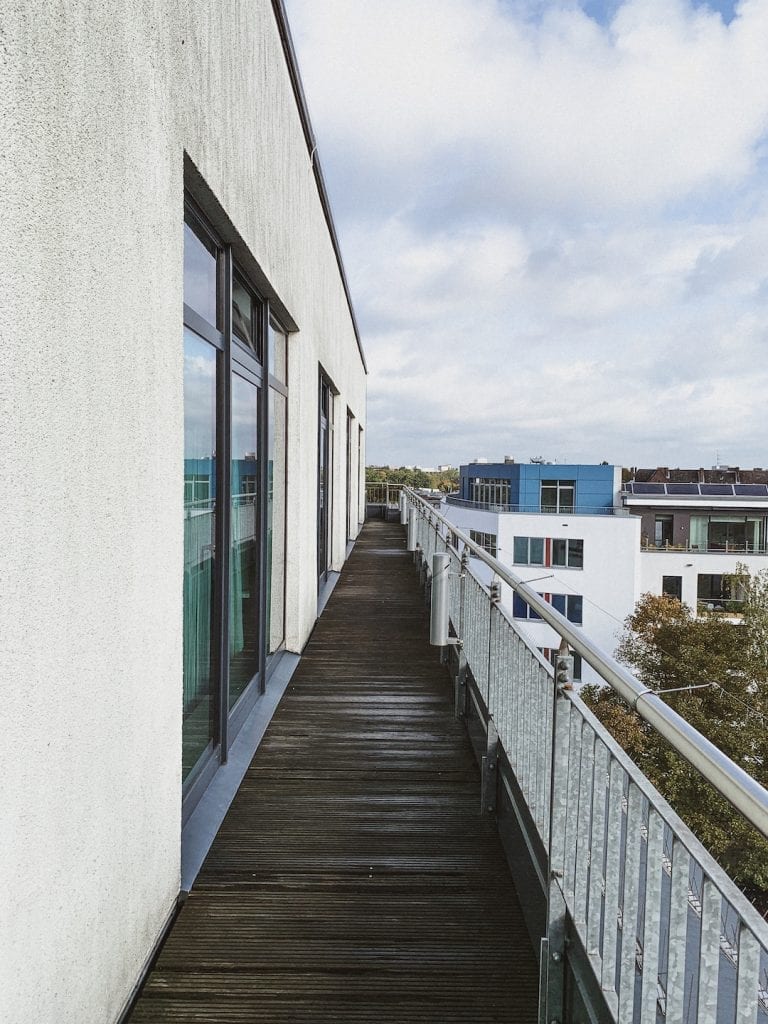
left=232, top=273, right=255, bottom=351
left=183, top=222, right=218, bottom=327
left=229, top=373, right=260, bottom=708
left=268, top=322, right=287, bottom=383
left=183, top=327, right=217, bottom=779
left=267, top=389, right=287, bottom=654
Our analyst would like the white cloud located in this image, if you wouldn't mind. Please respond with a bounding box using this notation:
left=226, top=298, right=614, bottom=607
left=285, top=0, right=768, bottom=467
left=290, top=0, right=768, bottom=213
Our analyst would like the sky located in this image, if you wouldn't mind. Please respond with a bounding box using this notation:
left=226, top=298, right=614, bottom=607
left=284, top=0, right=768, bottom=470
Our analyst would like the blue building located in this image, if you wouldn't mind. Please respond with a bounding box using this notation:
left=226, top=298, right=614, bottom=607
left=458, top=461, right=619, bottom=514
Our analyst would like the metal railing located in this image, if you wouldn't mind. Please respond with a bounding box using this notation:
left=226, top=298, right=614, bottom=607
left=445, top=494, right=622, bottom=516
left=365, top=481, right=405, bottom=508
left=403, top=487, right=768, bottom=1024
left=641, top=541, right=768, bottom=555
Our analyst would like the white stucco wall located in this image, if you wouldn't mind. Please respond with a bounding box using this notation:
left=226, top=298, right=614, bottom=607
left=0, top=3, right=366, bottom=1023
left=442, top=505, right=640, bottom=683
left=639, top=550, right=768, bottom=611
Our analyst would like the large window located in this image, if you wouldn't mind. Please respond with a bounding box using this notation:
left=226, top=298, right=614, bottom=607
left=513, top=535, right=583, bottom=567
left=513, top=592, right=583, bottom=624
left=182, top=199, right=288, bottom=795
left=469, top=477, right=511, bottom=506
left=541, top=479, right=575, bottom=513
left=512, top=594, right=542, bottom=620
left=552, top=538, right=584, bottom=568
left=697, top=574, right=742, bottom=609
left=654, top=514, right=673, bottom=547
left=662, top=575, right=682, bottom=600
left=551, top=593, right=583, bottom=624
left=513, top=536, right=545, bottom=566
left=318, top=373, right=333, bottom=583
left=267, top=321, right=288, bottom=656
left=469, top=530, right=497, bottom=557
left=690, top=515, right=764, bottom=552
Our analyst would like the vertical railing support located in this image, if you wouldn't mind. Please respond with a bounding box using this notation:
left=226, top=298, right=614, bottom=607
left=455, top=549, right=469, bottom=719
left=430, top=553, right=450, bottom=647
left=399, top=491, right=407, bottom=525
left=481, top=718, right=499, bottom=814
left=540, top=639, right=573, bottom=1024
left=407, top=507, right=416, bottom=552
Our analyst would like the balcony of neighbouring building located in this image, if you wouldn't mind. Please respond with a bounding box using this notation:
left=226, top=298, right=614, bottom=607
left=127, top=489, right=768, bottom=1024
left=445, top=494, right=625, bottom=516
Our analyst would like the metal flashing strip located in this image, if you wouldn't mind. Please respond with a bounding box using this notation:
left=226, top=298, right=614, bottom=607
left=269, top=0, right=368, bottom=375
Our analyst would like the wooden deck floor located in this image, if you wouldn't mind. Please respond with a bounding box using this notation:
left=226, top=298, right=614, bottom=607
left=129, top=519, right=539, bottom=1023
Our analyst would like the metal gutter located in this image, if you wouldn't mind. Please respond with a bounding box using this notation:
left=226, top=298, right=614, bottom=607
left=269, top=0, right=368, bottom=375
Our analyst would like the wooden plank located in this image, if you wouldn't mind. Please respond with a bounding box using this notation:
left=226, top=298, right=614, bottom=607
left=129, top=520, right=539, bottom=1023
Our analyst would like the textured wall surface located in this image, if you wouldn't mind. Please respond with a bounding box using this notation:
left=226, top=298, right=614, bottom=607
left=0, top=2, right=366, bottom=1022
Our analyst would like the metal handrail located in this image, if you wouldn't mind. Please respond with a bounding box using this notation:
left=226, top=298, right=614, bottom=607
left=405, top=487, right=768, bottom=839
left=445, top=494, right=621, bottom=516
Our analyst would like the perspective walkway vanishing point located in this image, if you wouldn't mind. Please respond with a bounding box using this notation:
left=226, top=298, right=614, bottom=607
left=129, top=519, right=539, bottom=1023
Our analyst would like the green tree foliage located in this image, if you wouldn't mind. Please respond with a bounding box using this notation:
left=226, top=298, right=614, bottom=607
left=582, top=575, right=768, bottom=904
left=365, top=465, right=459, bottom=492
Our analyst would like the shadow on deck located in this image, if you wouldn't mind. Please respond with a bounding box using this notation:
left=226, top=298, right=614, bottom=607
left=129, top=519, right=539, bottom=1023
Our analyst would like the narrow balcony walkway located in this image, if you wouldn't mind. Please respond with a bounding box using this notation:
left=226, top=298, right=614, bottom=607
left=129, top=519, right=539, bottom=1023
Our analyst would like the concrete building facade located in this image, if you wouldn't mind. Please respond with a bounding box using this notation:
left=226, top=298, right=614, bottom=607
left=1, top=4, right=366, bottom=1023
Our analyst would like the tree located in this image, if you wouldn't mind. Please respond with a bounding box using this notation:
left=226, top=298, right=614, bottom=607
left=582, top=578, right=768, bottom=905
left=365, top=465, right=459, bottom=492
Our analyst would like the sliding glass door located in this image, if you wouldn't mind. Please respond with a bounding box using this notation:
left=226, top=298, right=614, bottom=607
left=318, top=375, right=331, bottom=584
left=229, top=372, right=260, bottom=709
left=182, top=328, right=218, bottom=779
left=182, top=198, right=289, bottom=809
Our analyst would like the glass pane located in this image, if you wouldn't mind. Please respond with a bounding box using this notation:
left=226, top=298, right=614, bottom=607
left=230, top=374, right=260, bottom=708
left=569, top=540, right=584, bottom=568
left=541, top=486, right=557, bottom=512
left=183, top=328, right=218, bottom=780
left=267, top=389, right=287, bottom=655
left=559, top=486, right=575, bottom=513
left=513, top=537, right=528, bottom=564
left=690, top=515, right=708, bottom=550
left=530, top=537, right=545, bottom=564
left=232, top=274, right=254, bottom=351
left=568, top=596, right=583, bottom=624
left=552, top=539, right=567, bottom=566
left=269, top=322, right=288, bottom=384
left=183, top=221, right=218, bottom=327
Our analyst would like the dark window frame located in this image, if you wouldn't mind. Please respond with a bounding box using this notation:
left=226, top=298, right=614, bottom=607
left=182, top=194, right=288, bottom=819
left=469, top=529, right=498, bottom=558
left=513, top=535, right=545, bottom=566
left=541, top=479, right=575, bottom=513
left=552, top=537, right=584, bottom=569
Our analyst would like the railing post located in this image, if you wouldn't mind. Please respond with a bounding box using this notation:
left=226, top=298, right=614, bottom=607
left=540, top=639, right=573, bottom=1024
left=407, top=507, right=416, bottom=553
left=455, top=548, right=469, bottom=718
left=430, top=552, right=450, bottom=647
left=481, top=717, right=499, bottom=814
left=399, top=491, right=407, bottom=525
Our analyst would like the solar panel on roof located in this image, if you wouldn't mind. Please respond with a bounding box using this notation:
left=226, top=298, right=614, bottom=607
left=632, top=483, right=666, bottom=494
left=735, top=484, right=768, bottom=496
left=666, top=483, right=699, bottom=495
left=700, top=484, right=733, bottom=495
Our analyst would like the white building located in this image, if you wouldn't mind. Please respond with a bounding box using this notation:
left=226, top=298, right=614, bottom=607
left=1, top=4, right=366, bottom=1023
left=443, top=461, right=768, bottom=683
